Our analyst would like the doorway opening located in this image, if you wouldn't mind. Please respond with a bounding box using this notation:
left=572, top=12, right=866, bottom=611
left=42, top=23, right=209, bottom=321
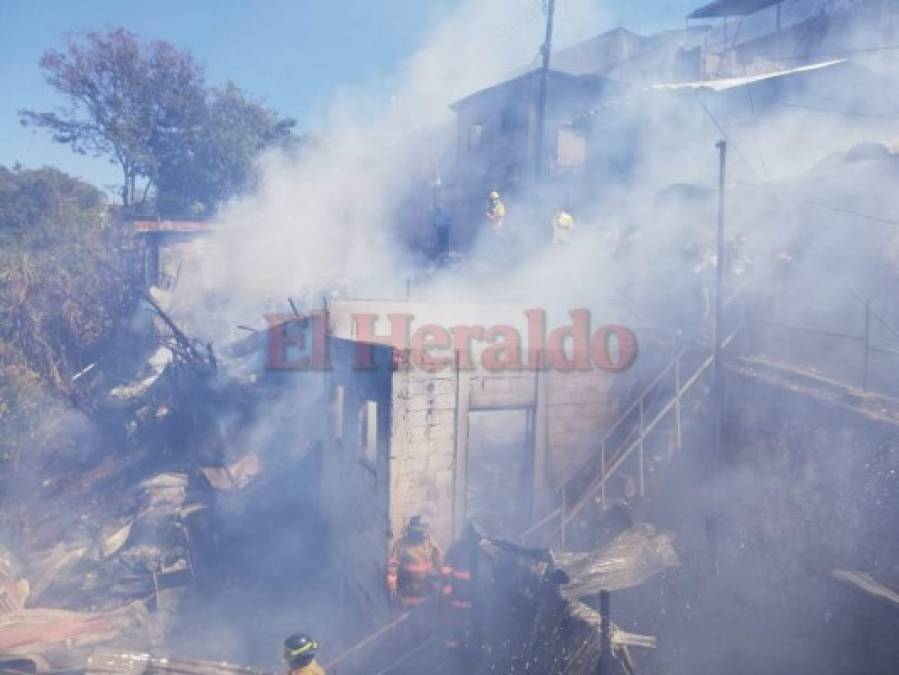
left=465, top=408, right=534, bottom=539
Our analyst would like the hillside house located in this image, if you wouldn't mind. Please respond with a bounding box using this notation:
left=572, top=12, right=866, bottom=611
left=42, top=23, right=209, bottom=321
left=318, top=299, right=654, bottom=624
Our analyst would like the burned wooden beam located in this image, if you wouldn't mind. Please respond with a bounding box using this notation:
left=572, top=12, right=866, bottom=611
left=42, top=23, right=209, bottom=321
left=140, top=291, right=214, bottom=371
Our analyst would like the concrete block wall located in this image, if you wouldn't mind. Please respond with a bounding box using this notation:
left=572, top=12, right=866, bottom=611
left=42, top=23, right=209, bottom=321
left=386, top=366, right=619, bottom=549
left=388, top=364, right=459, bottom=552
left=544, top=369, right=616, bottom=488
left=321, top=339, right=394, bottom=625
left=323, top=338, right=622, bottom=625
left=469, top=372, right=537, bottom=409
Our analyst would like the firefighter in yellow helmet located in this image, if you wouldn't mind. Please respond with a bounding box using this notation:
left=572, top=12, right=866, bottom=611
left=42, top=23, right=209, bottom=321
left=387, top=515, right=443, bottom=608
left=485, top=191, right=506, bottom=233
left=283, top=633, right=325, bottom=675
left=552, top=207, right=575, bottom=244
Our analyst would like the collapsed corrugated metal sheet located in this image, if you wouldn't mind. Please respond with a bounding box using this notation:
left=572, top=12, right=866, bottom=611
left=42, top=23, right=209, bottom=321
left=87, top=650, right=265, bottom=674
left=471, top=529, right=662, bottom=675
left=832, top=569, right=899, bottom=606
left=0, top=602, right=161, bottom=671
left=553, top=523, right=680, bottom=599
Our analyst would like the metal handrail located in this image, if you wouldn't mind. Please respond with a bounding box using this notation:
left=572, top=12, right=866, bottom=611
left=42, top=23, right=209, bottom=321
left=552, top=328, right=741, bottom=542
left=521, top=280, right=751, bottom=548
left=324, top=605, right=421, bottom=671
left=519, top=506, right=563, bottom=541
left=520, top=349, right=684, bottom=543
left=555, top=352, right=683, bottom=489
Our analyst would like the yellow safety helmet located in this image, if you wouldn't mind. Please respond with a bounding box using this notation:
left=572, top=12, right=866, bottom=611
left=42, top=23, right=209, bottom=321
left=489, top=191, right=500, bottom=200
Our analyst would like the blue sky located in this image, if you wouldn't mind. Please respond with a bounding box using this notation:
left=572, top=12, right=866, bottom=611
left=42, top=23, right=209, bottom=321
left=0, top=1, right=698, bottom=193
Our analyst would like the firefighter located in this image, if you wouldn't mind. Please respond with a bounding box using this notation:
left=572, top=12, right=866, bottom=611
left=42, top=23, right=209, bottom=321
left=283, top=633, right=325, bottom=675
left=387, top=515, right=443, bottom=609
left=441, top=530, right=474, bottom=653
left=552, top=208, right=575, bottom=244
left=485, top=191, right=506, bottom=233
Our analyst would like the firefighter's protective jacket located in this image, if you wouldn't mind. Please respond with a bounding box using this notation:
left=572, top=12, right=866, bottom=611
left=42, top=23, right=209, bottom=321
left=552, top=210, right=575, bottom=244
left=441, top=540, right=473, bottom=648
left=387, top=536, right=443, bottom=606
left=441, top=545, right=472, bottom=610
left=486, top=200, right=506, bottom=231
left=289, top=661, right=325, bottom=675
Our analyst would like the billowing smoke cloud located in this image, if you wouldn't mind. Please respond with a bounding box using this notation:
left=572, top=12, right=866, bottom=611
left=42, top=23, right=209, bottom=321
left=165, top=0, right=613, bottom=341
left=157, top=1, right=899, bottom=671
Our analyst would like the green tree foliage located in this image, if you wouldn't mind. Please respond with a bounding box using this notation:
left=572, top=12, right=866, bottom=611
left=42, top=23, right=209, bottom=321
left=20, top=29, right=206, bottom=210
left=20, top=29, right=298, bottom=215
left=154, top=83, right=299, bottom=215
left=0, top=166, right=140, bottom=444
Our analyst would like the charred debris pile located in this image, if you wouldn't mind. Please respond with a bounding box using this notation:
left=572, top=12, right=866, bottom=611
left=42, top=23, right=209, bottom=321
left=326, top=523, right=677, bottom=675
left=0, top=294, right=306, bottom=673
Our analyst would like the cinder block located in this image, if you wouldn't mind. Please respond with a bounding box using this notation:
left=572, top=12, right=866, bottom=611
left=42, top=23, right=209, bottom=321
left=407, top=396, right=436, bottom=412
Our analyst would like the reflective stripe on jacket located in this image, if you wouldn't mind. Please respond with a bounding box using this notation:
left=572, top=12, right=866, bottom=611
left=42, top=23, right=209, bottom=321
left=441, top=545, right=473, bottom=611
left=388, top=536, right=442, bottom=600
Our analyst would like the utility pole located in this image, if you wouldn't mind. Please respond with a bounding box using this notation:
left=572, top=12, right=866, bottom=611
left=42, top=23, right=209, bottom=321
left=708, top=140, right=727, bottom=578
left=534, top=0, right=557, bottom=182
left=713, top=140, right=727, bottom=463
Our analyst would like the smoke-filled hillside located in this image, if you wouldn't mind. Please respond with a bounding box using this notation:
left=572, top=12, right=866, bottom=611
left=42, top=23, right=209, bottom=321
left=1, top=1, right=898, bottom=674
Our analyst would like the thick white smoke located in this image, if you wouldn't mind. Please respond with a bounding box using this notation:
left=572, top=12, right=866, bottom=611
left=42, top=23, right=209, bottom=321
left=165, top=0, right=613, bottom=340
left=157, top=2, right=899, bottom=671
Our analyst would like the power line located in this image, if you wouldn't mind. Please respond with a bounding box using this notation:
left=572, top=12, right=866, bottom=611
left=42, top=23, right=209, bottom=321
left=454, top=0, right=541, bottom=48
left=733, top=180, right=899, bottom=228
left=772, top=100, right=899, bottom=122
left=494, top=0, right=544, bottom=44
left=775, top=42, right=899, bottom=61
left=450, top=1, right=543, bottom=77
left=699, top=100, right=761, bottom=178
left=810, top=202, right=899, bottom=227
left=446, top=0, right=543, bottom=90
left=744, top=83, right=769, bottom=178
left=496, top=6, right=543, bottom=50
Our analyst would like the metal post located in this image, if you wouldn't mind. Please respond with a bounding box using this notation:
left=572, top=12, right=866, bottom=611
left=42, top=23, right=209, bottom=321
left=863, top=299, right=871, bottom=392
left=674, top=355, right=682, bottom=458
left=713, top=140, right=727, bottom=467
left=597, top=589, right=611, bottom=674
left=708, top=140, right=728, bottom=579
left=638, top=399, right=645, bottom=497
left=600, top=441, right=606, bottom=509
left=534, top=0, right=557, bottom=181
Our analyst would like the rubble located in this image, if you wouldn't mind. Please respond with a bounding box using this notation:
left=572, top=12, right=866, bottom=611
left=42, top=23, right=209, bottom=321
left=0, top=602, right=161, bottom=672
left=86, top=649, right=266, bottom=674
left=832, top=569, right=899, bottom=607
left=0, top=302, right=272, bottom=672
left=554, top=523, right=680, bottom=599
left=471, top=530, right=657, bottom=675
left=326, top=523, right=665, bottom=675
left=199, top=452, right=262, bottom=492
